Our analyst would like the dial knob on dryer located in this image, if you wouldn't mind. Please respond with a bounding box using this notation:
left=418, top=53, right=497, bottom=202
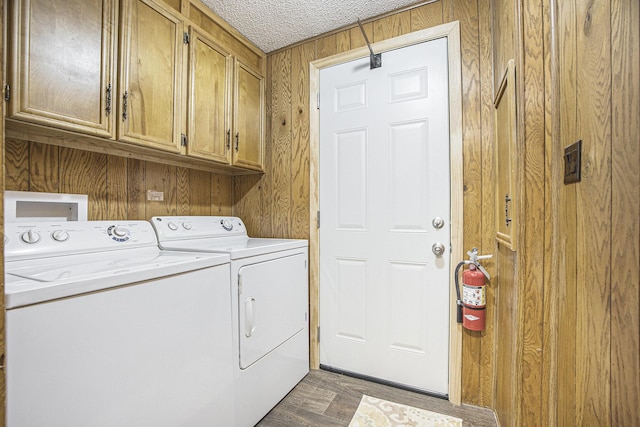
left=21, top=229, right=41, bottom=244
left=167, top=222, right=178, bottom=231
left=221, top=219, right=233, bottom=231
left=51, top=230, right=70, bottom=242
left=182, top=222, right=192, bottom=230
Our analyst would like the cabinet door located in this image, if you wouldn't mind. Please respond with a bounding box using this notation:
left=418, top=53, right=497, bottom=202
left=186, top=27, right=232, bottom=164
left=8, top=0, right=116, bottom=137
left=118, top=0, right=183, bottom=152
left=232, top=61, right=264, bottom=171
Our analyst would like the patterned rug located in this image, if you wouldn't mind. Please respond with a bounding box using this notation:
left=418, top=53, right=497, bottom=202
left=348, top=395, right=463, bottom=427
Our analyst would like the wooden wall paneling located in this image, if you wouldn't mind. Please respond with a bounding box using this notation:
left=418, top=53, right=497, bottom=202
left=493, top=246, right=518, bottom=425
left=491, top=0, right=516, bottom=91
left=443, top=0, right=484, bottom=405
left=127, top=158, right=146, bottom=220
left=29, top=143, right=60, bottom=193
left=176, top=166, right=190, bottom=215
left=477, top=0, right=496, bottom=409
left=410, top=1, right=444, bottom=30
left=541, top=0, right=557, bottom=424
left=211, top=173, right=232, bottom=215
left=575, top=0, right=612, bottom=424
left=4, top=138, right=29, bottom=191
left=335, top=30, right=351, bottom=54
left=143, top=162, right=178, bottom=218
left=59, top=148, right=108, bottom=220
left=259, top=52, right=274, bottom=237
left=610, top=0, right=640, bottom=424
left=372, top=10, right=412, bottom=42
left=290, top=41, right=315, bottom=239
left=269, top=49, right=292, bottom=238
left=519, top=0, right=547, bottom=423
left=555, top=0, right=578, bottom=423
left=233, top=175, right=262, bottom=234
left=187, top=169, right=211, bottom=215
left=316, top=35, right=338, bottom=59
left=106, top=156, right=128, bottom=220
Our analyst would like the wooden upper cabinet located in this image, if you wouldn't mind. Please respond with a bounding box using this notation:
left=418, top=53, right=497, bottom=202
left=7, top=0, right=117, bottom=138
left=186, top=26, right=232, bottom=164
left=118, top=0, right=183, bottom=153
left=232, top=60, right=264, bottom=171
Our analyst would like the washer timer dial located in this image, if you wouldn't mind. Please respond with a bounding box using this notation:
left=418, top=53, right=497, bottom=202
left=107, top=225, right=130, bottom=242
left=221, top=219, right=233, bottom=231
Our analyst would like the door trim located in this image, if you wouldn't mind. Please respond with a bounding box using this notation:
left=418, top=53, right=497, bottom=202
left=309, top=21, right=463, bottom=405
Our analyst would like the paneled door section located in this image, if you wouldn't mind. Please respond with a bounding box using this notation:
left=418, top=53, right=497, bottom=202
left=319, top=38, right=451, bottom=395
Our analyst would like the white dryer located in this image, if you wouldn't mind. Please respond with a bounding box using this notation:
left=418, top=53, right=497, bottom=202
left=151, top=216, right=309, bottom=427
left=4, top=220, right=234, bottom=426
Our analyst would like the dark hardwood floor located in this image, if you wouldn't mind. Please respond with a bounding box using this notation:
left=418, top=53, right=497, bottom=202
left=256, top=369, right=497, bottom=426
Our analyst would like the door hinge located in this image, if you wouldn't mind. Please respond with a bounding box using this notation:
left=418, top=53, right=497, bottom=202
left=4, top=84, right=10, bottom=101
left=181, top=133, right=188, bottom=147
left=183, top=32, right=190, bottom=44
left=317, top=326, right=320, bottom=343
left=316, top=211, right=320, bottom=228
left=317, top=93, right=320, bottom=110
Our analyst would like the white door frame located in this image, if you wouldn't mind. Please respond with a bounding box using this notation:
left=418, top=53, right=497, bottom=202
left=309, top=21, right=463, bottom=405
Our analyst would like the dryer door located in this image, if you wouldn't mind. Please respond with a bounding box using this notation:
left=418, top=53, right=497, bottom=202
left=238, top=253, right=308, bottom=369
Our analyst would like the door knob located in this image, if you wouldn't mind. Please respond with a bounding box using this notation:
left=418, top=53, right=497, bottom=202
left=432, top=217, right=445, bottom=229
left=432, top=242, right=445, bottom=257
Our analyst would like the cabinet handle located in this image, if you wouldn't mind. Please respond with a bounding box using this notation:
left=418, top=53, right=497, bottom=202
left=235, top=132, right=239, bottom=152
left=226, top=130, right=231, bottom=151
left=106, top=84, right=112, bottom=115
left=122, top=91, right=128, bottom=121
left=505, top=193, right=512, bottom=227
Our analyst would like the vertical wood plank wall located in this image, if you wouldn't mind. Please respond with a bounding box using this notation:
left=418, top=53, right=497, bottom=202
left=493, top=0, right=640, bottom=425
left=4, top=139, right=234, bottom=219
left=234, top=0, right=499, bottom=409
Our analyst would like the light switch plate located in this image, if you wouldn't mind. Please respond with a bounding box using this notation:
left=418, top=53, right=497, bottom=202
left=564, top=140, right=582, bottom=184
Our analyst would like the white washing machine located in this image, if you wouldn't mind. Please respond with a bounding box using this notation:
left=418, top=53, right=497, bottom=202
left=151, top=216, right=309, bottom=427
left=4, top=220, right=234, bottom=426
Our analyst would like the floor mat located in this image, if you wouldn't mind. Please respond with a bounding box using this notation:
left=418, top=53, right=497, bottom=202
left=349, top=394, right=463, bottom=427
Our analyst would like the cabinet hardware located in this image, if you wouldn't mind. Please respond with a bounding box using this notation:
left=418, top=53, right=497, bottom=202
left=183, top=32, right=190, bottom=44
left=106, top=83, right=112, bottom=115
left=226, top=130, right=231, bottom=150
left=4, top=84, right=9, bottom=101
left=181, top=133, right=188, bottom=147
left=235, top=132, right=239, bottom=152
left=122, top=91, right=128, bottom=121
left=505, top=193, right=512, bottom=227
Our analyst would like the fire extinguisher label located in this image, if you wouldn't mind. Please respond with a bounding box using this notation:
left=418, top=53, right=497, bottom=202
left=463, top=285, right=485, bottom=306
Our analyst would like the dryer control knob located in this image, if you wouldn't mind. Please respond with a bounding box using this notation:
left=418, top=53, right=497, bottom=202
left=51, top=230, right=70, bottom=242
left=221, top=219, right=233, bottom=231
left=182, top=222, right=192, bottom=230
left=21, top=229, right=41, bottom=244
left=167, top=222, right=178, bottom=231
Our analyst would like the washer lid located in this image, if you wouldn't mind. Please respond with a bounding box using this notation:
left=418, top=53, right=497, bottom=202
left=159, top=237, right=308, bottom=259
left=5, top=247, right=229, bottom=309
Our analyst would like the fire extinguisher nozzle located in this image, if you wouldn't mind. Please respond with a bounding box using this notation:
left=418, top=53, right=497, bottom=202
left=456, top=301, right=463, bottom=324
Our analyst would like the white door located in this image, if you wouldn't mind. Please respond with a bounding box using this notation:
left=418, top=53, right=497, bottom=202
left=319, top=37, right=451, bottom=395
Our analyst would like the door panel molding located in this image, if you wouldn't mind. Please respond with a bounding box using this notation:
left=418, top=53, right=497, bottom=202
left=309, top=21, right=463, bottom=405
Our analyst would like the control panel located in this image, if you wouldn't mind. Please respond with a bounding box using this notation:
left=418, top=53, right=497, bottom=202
left=5, top=221, right=158, bottom=261
left=151, top=216, right=247, bottom=241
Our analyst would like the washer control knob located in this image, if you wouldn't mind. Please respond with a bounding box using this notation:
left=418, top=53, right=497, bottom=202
left=221, top=219, right=233, bottom=231
left=182, top=222, right=192, bottom=230
left=21, top=229, right=41, bottom=244
left=112, top=226, right=129, bottom=238
left=51, top=230, right=70, bottom=242
left=167, top=222, right=178, bottom=231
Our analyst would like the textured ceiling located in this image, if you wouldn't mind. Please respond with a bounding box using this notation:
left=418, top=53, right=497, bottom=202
left=200, top=0, right=422, bottom=53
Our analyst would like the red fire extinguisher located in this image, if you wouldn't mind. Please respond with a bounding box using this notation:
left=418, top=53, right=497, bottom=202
left=454, top=248, right=492, bottom=331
